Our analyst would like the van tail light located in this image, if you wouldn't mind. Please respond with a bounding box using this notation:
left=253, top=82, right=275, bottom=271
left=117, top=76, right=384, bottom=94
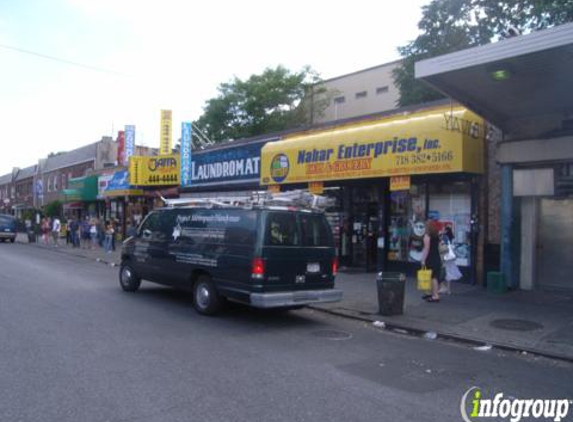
left=332, top=257, right=339, bottom=276
left=251, top=258, right=265, bottom=279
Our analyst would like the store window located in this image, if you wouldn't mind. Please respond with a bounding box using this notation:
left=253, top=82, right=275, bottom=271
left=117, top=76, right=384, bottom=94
left=428, top=182, right=472, bottom=266
left=387, top=184, right=427, bottom=263
left=387, top=181, right=472, bottom=267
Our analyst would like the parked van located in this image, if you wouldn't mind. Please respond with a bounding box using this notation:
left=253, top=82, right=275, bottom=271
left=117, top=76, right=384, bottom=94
left=0, top=214, right=16, bottom=243
left=120, top=204, right=342, bottom=315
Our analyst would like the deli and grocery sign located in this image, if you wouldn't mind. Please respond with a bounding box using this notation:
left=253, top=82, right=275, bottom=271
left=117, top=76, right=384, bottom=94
left=129, top=154, right=180, bottom=186
left=260, top=106, right=484, bottom=185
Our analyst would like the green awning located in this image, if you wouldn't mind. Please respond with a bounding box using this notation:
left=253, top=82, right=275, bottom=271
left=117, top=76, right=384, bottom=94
left=65, top=175, right=98, bottom=201
left=61, top=189, right=81, bottom=201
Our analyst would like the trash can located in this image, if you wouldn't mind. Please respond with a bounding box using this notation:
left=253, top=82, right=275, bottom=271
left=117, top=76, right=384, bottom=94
left=376, top=272, right=406, bottom=316
left=487, top=271, right=507, bottom=294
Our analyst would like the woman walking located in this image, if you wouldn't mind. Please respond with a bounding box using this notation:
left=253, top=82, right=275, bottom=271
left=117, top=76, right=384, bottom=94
left=421, top=220, right=442, bottom=303
left=103, top=220, right=114, bottom=253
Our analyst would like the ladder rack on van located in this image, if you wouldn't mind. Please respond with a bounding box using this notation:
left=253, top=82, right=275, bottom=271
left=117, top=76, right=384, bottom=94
left=160, top=190, right=334, bottom=211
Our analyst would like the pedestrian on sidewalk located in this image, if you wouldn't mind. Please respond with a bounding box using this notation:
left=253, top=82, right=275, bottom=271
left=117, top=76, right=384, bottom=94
left=51, top=216, right=61, bottom=248
left=89, top=217, right=98, bottom=249
left=69, top=217, right=79, bottom=248
left=111, top=218, right=118, bottom=251
left=420, top=220, right=441, bottom=302
left=80, top=216, right=90, bottom=249
left=41, top=217, right=50, bottom=245
left=104, top=220, right=114, bottom=253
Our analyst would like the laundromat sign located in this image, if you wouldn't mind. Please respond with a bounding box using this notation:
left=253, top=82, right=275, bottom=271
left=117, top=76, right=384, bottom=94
left=261, top=106, right=484, bottom=185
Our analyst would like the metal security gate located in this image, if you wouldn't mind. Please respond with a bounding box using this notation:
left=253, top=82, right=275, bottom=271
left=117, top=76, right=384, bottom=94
left=537, top=198, right=573, bottom=290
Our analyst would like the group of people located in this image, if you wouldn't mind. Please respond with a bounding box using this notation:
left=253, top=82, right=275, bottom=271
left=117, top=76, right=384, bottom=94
left=420, top=220, right=462, bottom=303
left=40, top=215, right=119, bottom=253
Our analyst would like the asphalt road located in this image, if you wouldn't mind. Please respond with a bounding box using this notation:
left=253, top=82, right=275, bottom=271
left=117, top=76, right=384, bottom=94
left=1, top=243, right=571, bottom=422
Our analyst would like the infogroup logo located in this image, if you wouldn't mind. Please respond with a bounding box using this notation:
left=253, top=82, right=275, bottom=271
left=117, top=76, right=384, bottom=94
left=460, top=387, right=571, bottom=422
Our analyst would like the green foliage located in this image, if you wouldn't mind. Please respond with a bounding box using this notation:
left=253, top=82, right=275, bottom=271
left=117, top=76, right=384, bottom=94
left=194, top=66, right=326, bottom=142
left=44, top=200, right=62, bottom=218
left=394, top=0, right=573, bottom=107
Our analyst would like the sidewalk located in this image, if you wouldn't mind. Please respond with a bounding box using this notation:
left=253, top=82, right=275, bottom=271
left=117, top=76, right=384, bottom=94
left=15, top=233, right=573, bottom=361
left=16, top=233, right=121, bottom=265
left=313, top=270, right=573, bottom=361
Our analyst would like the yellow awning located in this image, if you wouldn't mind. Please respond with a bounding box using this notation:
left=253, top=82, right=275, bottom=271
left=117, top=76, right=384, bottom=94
left=261, top=105, right=484, bottom=185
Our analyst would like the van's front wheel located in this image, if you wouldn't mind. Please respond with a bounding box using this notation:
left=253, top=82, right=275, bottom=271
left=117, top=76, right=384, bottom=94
left=193, top=274, right=222, bottom=315
left=119, top=261, right=141, bottom=292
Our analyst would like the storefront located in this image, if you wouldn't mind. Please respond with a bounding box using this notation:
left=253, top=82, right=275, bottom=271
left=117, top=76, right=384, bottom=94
left=102, top=170, right=144, bottom=237
left=61, top=175, right=98, bottom=218
left=415, top=23, right=573, bottom=290
left=261, top=104, right=485, bottom=279
left=180, top=137, right=276, bottom=198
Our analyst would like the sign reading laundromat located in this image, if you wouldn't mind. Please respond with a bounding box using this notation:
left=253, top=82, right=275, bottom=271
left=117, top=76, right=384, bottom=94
left=260, top=106, right=484, bottom=185
left=191, top=142, right=263, bottom=186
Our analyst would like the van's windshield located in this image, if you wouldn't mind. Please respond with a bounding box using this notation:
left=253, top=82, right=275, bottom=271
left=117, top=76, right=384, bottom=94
left=264, top=212, right=331, bottom=247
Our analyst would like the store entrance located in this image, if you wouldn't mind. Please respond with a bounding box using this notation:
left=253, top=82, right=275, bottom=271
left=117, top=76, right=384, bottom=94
left=537, top=198, right=573, bottom=290
left=349, top=186, right=379, bottom=271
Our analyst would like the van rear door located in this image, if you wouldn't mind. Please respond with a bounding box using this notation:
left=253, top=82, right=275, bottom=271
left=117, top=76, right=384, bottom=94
left=261, top=211, right=335, bottom=292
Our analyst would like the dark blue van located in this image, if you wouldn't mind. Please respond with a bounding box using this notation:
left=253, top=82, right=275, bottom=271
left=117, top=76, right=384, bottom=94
left=0, top=214, right=16, bottom=243
left=120, top=205, right=342, bottom=315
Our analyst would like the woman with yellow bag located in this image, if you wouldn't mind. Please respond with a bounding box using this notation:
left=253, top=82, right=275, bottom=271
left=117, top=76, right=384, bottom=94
left=420, top=220, right=442, bottom=303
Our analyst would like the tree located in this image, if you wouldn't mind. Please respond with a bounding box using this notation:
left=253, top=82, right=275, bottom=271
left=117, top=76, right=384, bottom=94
left=394, top=0, right=573, bottom=107
left=44, top=200, right=62, bottom=218
left=194, top=66, right=328, bottom=142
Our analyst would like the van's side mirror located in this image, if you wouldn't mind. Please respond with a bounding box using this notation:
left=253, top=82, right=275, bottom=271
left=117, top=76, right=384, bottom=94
left=142, top=229, right=152, bottom=239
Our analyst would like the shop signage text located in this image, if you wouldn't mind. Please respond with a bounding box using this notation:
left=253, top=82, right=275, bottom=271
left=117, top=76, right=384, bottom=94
left=160, top=109, right=172, bottom=155
left=180, top=122, right=192, bottom=187
left=261, top=107, right=484, bottom=185
left=390, top=175, right=411, bottom=191
left=190, top=142, right=264, bottom=186
left=124, top=125, right=135, bottom=166
left=130, top=154, right=180, bottom=186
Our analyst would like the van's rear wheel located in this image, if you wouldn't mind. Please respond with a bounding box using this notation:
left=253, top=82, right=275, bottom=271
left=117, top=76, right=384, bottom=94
left=193, top=274, right=222, bottom=315
left=119, top=261, right=141, bottom=292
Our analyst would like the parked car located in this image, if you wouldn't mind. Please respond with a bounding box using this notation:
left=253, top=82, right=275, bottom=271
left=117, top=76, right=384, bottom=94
left=0, top=214, right=16, bottom=243
left=119, top=205, right=342, bottom=315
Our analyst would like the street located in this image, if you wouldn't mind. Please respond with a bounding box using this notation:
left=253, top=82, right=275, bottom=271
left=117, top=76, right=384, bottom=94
left=1, top=243, right=571, bottom=422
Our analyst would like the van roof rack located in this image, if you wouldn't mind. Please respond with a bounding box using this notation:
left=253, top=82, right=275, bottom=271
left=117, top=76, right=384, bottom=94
left=160, top=190, right=334, bottom=211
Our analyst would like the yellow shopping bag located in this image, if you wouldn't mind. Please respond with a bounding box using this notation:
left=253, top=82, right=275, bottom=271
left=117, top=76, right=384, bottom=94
left=417, top=266, right=432, bottom=291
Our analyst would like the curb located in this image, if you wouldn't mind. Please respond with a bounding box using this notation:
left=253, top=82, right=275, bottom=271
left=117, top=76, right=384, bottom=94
left=19, top=240, right=120, bottom=267
left=308, top=305, right=573, bottom=364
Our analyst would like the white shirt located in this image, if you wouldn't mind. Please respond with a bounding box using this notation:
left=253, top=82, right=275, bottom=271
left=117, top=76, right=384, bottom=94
left=52, top=218, right=61, bottom=232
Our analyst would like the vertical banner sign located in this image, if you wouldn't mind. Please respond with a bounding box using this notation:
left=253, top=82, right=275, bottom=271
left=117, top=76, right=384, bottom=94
left=124, top=125, right=135, bottom=166
left=116, top=130, right=125, bottom=166
left=160, top=109, right=173, bottom=155
left=180, top=122, right=193, bottom=186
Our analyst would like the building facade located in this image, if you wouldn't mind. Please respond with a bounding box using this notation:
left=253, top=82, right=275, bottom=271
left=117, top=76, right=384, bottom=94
left=313, top=61, right=401, bottom=124
left=416, top=22, right=573, bottom=290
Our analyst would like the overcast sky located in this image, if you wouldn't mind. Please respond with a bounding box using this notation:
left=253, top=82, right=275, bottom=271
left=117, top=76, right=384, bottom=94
left=0, top=0, right=429, bottom=175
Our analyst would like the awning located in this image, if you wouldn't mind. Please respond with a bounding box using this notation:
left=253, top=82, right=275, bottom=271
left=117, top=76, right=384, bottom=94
left=63, top=202, right=84, bottom=210
left=260, top=104, right=484, bottom=185
left=61, top=189, right=81, bottom=201
left=104, top=170, right=144, bottom=197
left=415, top=23, right=573, bottom=138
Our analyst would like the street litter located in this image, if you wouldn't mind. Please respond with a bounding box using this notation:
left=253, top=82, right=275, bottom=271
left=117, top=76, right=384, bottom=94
left=393, top=328, right=408, bottom=335
left=373, top=321, right=386, bottom=328
left=473, top=344, right=493, bottom=352
left=423, top=331, right=438, bottom=340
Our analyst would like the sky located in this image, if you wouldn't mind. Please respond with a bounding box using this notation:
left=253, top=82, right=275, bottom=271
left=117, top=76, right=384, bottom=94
left=0, top=0, right=429, bottom=175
